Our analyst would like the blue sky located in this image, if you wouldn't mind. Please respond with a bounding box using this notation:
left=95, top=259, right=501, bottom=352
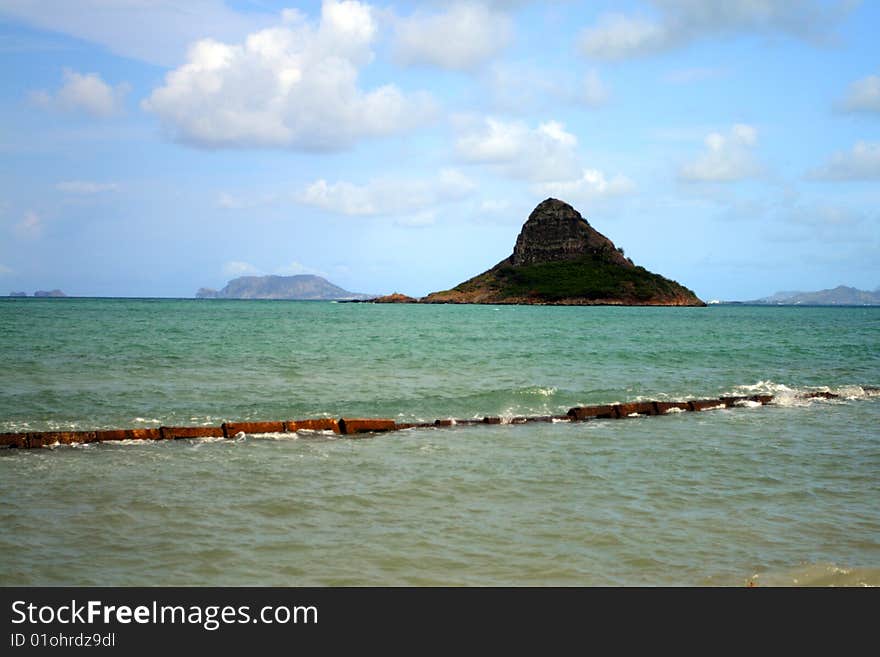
left=0, top=0, right=878, bottom=300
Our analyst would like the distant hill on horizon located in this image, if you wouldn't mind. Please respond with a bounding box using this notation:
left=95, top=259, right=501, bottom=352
left=196, top=275, right=371, bottom=301
left=747, top=285, right=880, bottom=306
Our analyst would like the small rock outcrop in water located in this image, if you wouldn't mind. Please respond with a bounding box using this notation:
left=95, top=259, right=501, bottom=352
left=422, top=198, right=704, bottom=306
left=372, top=292, right=419, bottom=303
left=196, top=275, right=370, bottom=300
left=33, top=289, right=66, bottom=297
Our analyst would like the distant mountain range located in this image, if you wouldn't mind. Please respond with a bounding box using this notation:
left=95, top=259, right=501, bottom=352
left=196, top=275, right=370, bottom=300
left=747, top=285, right=880, bottom=306
left=8, top=290, right=67, bottom=297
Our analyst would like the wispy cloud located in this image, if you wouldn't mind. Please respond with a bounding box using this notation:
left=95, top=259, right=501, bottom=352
left=837, top=74, right=880, bottom=114
left=222, top=261, right=261, bottom=277
left=487, top=64, right=610, bottom=113
left=14, top=210, right=43, bottom=239
left=274, top=261, right=327, bottom=276
left=392, top=2, right=512, bottom=70
left=579, top=0, right=852, bottom=60
left=56, top=180, right=118, bottom=194
left=807, top=141, right=880, bottom=181
left=297, top=169, right=475, bottom=216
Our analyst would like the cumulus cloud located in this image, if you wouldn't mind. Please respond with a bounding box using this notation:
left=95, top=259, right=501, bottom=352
left=392, top=2, right=513, bottom=70
left=143, top=1, right=434, bottom=150
left=30, top=69, right=129, bottom=117
left=56, top=180, right=118, bottom=194
left=679, top=124, right=762, bottom=182
left=536, top=169, right=635, bottom=203
left=807, top=141, right=880, bottom=181
left=297, top=169, right=476, bottom=216
left=14, top=210, right=42, bottom=239
left=455, top=117, right=580, bottom=182
left=838, top=75, right=880, bottom=113
left=580, top=0, right=852, bottom=60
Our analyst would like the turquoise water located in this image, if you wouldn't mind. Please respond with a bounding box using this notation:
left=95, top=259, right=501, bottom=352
left=1, top=298, right=878, bottom=585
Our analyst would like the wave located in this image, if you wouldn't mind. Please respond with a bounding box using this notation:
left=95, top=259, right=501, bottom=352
left=746, top=563, right=880, bottom=587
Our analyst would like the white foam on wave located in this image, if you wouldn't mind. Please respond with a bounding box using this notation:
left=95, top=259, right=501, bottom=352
left=663, top=407, right=685, bottom=414
left=249, top=431, right=299, bottom=441
left=292, top=429, right=338, bottom=438
left=731, top=380, right=879, bottom=407
left=133, top=417, right=161, bottom=424
left=103, top=439, right=160, bottom=447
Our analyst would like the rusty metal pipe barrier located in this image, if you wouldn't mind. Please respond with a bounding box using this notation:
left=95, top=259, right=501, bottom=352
left=0, top=391, right=844, bottom=449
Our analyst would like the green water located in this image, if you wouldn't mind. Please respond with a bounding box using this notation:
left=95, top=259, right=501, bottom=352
left=1, top=299, right=878, bottom=585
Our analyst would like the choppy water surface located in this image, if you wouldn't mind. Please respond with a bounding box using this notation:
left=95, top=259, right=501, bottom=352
left=1, top=299, right=878, bottom=585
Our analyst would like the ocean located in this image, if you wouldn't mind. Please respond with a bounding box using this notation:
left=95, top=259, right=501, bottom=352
left=1, top=298, right=878, bottom=586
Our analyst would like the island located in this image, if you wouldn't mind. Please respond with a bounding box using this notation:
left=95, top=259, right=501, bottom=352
left=8, top=291, right=27, bottom=297
left=375, top=198, right=704, bottom=306
left=33, top=289, right=67, bottom=297
left=196, top=274, right=371, bottom=300
left=746, top=286, right=880, bottom=306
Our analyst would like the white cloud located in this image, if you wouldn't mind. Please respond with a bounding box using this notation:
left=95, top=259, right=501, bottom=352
left=222, top=261, right=261, bottom=277
left=14, top=210, right=42, bottom=239
left=679, top=124, right=762, bottom=182
left=297, top=168, right=476, bottom=216
left=536, top=169, right=636, bottom=202
left=274, top=261, right=327, bottom=276
left=807, top=141, right=880, bottom=181
left=580, top=1, right=851, bottom=60
left=0, top=0, right=277, bottom=67
left=0, top=263, right=12, bottom=275
left=392, top=2, right=512, bottom=70
left=838, top=75, right=880, bottom=113
left=31, top=69, right=128, bottom=118
left=143, top=1, right=434, bottom=150
left=56, top=180, right=118, bottom=194
left=455, top=117, right=580, bottom=181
